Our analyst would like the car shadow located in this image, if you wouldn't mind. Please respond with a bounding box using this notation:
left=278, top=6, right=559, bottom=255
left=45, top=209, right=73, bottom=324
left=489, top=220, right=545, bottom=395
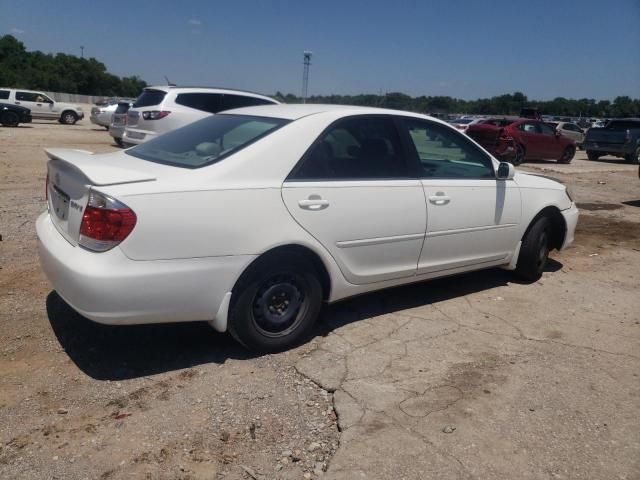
left=587, top=157, right=632, bottom=165
left=312, top=263, right=561, bottom=334
left=47, top=261, right=564, bottom=381
left=622, top=200, right=640, bottom=208
left=46, top=292, right=254, bottom=381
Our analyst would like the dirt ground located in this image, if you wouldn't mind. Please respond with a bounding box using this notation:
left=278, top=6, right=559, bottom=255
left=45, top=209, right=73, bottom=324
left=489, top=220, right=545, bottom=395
left=0, top=119, right=639, bottom=480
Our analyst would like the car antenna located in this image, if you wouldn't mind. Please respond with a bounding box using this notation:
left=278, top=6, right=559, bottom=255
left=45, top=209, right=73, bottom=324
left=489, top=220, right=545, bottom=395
left=164, top=76, right=176, bottom=87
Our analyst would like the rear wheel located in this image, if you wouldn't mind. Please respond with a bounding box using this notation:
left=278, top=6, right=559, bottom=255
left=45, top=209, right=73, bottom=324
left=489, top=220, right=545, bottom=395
left=586, top=150, right=600, bottom=161
left=228, top=255, right=323, bottom=352
left=60, top=111, right=78, bottom=125
left=114, top=138, right=124, bottom=147
left=558, top=145, right=575, bottom=164
left=512, top=143, right=525, bottom=166
left=0, top=111, right=19, bottom=127
left=624, top=147, right=640, bottom=165
left=515, top=216, right=552, bottom=282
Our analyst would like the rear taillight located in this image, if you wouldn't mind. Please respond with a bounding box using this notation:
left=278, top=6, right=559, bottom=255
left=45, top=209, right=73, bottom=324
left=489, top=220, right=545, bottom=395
left=79, top=191, right=136, bottom=252
left=142, top=110, right=170, bottom=120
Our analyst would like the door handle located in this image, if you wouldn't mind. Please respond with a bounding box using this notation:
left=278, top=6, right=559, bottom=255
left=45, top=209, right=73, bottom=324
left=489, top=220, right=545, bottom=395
left=15, top=101, right=20, bottom=105
left=298, top=195, right=329, bottom=210
left=428, top=194, right=451, bottom=206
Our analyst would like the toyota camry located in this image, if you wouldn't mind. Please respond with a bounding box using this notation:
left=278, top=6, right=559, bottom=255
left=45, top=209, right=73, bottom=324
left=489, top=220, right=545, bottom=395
left=37, top=104, right=579, bottom=351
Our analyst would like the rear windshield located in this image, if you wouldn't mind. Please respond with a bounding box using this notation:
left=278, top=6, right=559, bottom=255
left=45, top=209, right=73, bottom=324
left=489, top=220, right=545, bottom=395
left=451, top=118, right=473, bottom=124
left=604, top=120, right=640, bottom=130
left=115, top=102, right=131, bottom=114
left=125, top=114, right=289, bottom=168
left=133, top=89, right=166, bottom=108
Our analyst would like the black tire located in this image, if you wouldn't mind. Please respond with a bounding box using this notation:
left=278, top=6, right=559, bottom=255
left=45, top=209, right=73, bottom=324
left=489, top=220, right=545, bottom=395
left=228, top=254, right=323, bottom=352
left=624, top=147, right=640, bottom=165
left=0, top=111, right=20, bottom=127
left=114, top=138, right=124, bottom=147
left=512, top=143, right=525, bottom=166
left=515, top=216, right=552, bottom=282
left=558, top=145, right=575, bottom=164
left=586, top=150, right=600, bottom=161
left=60, top=111, right=78, bottom=125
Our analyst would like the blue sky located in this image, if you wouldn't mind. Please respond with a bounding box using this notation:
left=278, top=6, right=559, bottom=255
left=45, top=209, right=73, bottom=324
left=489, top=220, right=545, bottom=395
left=1, top=0, right=639, bottom=100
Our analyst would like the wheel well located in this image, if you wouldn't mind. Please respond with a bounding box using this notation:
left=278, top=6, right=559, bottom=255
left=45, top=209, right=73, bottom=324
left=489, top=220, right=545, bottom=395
left=523, top=206, right=566, bottom=250
left=233, top=245, right=331, bottom=301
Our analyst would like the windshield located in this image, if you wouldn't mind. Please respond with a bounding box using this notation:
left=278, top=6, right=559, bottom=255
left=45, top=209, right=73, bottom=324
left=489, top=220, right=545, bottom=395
left=133, top=89, right=167, bottom=108
left=605, top=120, right=640, bottom=130
left=125, top=114, right=289, bottom=168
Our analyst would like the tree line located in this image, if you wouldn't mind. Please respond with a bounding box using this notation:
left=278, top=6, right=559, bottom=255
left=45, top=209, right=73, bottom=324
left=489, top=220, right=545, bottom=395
left=0, top=34, right=146, bottom=97
left=2, top=33, right=637, bottom=117
left=274, top=91, right=640, bottom=118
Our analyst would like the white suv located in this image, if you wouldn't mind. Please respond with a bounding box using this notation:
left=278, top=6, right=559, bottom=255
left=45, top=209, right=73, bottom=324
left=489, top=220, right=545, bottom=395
left=0, top=88, right=84, bottom=124
left=122, top=86, right=278, bottom=145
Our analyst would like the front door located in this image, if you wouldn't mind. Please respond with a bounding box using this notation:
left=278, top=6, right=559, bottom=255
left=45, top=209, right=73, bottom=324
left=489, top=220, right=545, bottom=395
left=15, top=91, right=56, bottom=119
left=517, top=121, right=546, bottom=159
left=282, top=115, right=426, bottom=285
left=399, top=118, right=521, bottom=274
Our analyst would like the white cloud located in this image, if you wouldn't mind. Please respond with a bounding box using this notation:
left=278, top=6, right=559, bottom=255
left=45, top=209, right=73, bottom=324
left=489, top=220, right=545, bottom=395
left=10, top=27, right=25, bottom=34
left=188, top=19, right=202, bottom=25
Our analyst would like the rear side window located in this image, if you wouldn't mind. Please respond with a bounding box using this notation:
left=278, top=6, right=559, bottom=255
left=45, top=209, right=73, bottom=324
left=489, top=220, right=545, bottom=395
left=221, top=94, right=275, bottom=111
left=115, top=102, right=131, bottom=114
left=605, top=120, right=640, bottom=130
left=290, top=116, right=409, bottom=181
left=133, top=90, right=167, bottom=108
left=126, top=114, right=288, bottom=168
left=0, top=90, right=9, bottom=100
left=175, top=93, right=223, bottom=114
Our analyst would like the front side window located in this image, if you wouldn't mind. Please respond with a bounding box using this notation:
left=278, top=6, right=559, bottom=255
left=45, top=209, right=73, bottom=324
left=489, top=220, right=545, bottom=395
left=289, top=116, right=409, bottom=180
left=175, top=93, right=223, bottom=114
left=403, top=119, right=495, bottom=179
left=16, top=91, right=40, bottom=102
left=126, top=114, right=288, bottom=168
left=539, top=122, right=556, bottom=135
left=519, top=122, right=539, bottom=133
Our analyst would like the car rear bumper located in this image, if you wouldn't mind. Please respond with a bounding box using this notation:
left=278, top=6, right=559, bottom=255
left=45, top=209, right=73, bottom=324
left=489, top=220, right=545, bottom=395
left=582, top=142, right=631, bottom=155
left=560, top=203, right=579, bottom=250
left=109, top=125, right=125, bottom=139
left=123, top=128, right=158, bottom=145
left=36, top=212, right=254, bottom=331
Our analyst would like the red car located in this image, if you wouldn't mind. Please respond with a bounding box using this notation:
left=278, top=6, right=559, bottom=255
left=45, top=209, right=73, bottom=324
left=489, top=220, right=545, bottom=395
left=467, top=118, right=576, bottom=165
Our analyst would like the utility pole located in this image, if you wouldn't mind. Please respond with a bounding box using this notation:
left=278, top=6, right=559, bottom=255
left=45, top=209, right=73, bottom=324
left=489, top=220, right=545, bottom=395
left=302, top=51, right=312, bottom=103
left=80, top=46, right=84, bottom=59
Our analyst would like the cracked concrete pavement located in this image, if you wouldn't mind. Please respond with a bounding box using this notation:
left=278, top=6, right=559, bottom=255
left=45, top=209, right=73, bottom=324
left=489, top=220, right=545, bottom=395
left=297, top=167, right=640, bottom=479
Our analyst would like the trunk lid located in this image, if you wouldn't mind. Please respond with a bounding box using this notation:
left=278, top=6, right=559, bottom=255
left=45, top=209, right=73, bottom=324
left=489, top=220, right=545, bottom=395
left=45, top=148, right=156, bottom=245
left=585, top=127, right=627, bottom=145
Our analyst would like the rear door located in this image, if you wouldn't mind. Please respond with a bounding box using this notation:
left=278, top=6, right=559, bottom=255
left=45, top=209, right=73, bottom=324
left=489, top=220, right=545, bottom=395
left=282, top=115, right=426, bottom=285
left=400, top=118, right=521, bottom=274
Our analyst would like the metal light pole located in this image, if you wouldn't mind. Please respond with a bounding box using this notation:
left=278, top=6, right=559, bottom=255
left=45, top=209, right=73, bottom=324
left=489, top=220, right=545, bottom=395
left=302, top=51, right=312, bottom=103
left=80, top=46, right=84, bottom=59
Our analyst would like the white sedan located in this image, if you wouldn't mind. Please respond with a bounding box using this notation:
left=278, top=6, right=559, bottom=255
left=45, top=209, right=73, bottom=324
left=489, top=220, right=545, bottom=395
left=37, top=104, right=579, bottom=351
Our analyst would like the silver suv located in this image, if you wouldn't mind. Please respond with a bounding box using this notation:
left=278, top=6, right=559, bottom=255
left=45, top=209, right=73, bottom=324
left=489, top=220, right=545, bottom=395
left=0, top=88, right=84, bottom=124
left=123, top=86, right=278, bottom=145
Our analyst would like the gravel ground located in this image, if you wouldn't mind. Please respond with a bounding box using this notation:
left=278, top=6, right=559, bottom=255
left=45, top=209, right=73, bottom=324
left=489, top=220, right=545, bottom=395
left=1, top=118, right=639, bottom=479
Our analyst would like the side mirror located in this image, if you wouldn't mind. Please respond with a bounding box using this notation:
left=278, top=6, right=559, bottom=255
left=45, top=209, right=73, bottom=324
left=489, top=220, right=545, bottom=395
left=497, top=162, right=515, bottom=180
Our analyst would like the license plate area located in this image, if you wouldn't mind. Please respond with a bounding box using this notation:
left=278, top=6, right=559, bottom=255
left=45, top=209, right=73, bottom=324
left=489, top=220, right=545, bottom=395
left=50, top=184, right=70, bottom=221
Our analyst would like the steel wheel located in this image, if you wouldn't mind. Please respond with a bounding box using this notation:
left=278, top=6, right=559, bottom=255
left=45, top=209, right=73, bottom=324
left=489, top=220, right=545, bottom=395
left=251, top=274, right=307, bottom=338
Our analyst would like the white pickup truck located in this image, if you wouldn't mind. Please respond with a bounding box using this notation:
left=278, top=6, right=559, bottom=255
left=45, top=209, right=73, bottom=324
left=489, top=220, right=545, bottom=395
left=0, top=88, right=84, bottom=124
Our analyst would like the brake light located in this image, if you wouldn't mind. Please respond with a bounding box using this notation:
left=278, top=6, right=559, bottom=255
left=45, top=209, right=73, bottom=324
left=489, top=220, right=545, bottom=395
left=142, top=110, right=171, bottom=120
left=79, top=191, right=136, bottom=252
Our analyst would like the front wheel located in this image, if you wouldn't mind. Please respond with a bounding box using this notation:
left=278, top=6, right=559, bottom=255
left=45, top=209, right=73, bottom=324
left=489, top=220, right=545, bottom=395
left=0, top=111, right=19, bottom=127
left=586, top=150, right=600, bottom=161
left=624, top=147, right=640, bottom=165
left=512, top=143, right=525, bottom=166
left=228, top=255, right=323, bottom=352
left=558, top=145, right=575, bottom=164
left=515, top=216, right=552, bottom=282
left=60, top=111, right=78, bottom=125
